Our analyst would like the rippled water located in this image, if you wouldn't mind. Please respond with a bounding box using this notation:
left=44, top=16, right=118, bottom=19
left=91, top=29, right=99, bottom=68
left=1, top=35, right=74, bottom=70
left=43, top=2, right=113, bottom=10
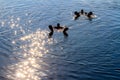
left=0, top=0, right=120, bottom=80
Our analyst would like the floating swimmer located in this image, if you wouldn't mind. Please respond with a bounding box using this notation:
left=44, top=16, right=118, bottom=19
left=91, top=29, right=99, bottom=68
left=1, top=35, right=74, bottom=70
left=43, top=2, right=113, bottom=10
left=84, top=12, right=88, bottom=16
left=74, top=9, right=88, bottom=20
left=80, top=9, right=88, bottom=16
left=80, top=9, right=84, bottom=15
left=73, top=11, right=80, bottom=20
left=87, top=11, right=96, bottom=19
left=73, top=9, right=97, bottom=20
left=48, top=23, right=69, bottom=38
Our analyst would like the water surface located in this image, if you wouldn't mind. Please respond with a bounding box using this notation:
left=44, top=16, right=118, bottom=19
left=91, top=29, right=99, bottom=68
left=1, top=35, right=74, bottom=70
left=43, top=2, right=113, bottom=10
left=0, top=0, right=120, bottom=80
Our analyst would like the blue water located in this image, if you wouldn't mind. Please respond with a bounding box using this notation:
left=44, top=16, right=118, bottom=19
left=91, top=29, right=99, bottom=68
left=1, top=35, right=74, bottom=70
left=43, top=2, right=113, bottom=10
left=0, top=0, right=120, bottom=80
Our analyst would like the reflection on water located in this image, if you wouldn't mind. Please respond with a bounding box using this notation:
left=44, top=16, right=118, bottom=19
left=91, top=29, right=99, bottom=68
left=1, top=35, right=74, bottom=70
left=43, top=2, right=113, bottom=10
left=5, top=29, right=53, bottom=80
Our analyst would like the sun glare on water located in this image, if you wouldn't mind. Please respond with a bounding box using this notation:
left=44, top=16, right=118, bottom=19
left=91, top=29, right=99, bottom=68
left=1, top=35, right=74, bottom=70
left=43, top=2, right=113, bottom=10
left=6, top=29, right=54, bottom=80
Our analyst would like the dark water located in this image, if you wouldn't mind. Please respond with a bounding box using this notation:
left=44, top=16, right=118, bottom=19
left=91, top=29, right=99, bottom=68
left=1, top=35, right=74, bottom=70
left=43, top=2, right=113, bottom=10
left=0, top=0, right=120, bottom=80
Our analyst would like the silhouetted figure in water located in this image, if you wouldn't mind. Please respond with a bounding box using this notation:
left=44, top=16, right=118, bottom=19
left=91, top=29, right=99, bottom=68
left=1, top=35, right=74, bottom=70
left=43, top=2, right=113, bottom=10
left=87, top=11, right=94, bottom=19
left=85, top=12, right=88, bottom=16
left=63, top=27, right=69, bottom=37
left=54, top=23, right=63, bottom=29
left=80, top=9, right=88, bottom=15
left=74, top=9, right=88, bottom=20
left=73, top=9, right=96, bottom=20
left=80, top=9, right=84, bottom=15
left=48, top=25, right=54, bottom=38
left=48, top=23, right=69, bottom=38
left=74, top=11, right=80, bottom=20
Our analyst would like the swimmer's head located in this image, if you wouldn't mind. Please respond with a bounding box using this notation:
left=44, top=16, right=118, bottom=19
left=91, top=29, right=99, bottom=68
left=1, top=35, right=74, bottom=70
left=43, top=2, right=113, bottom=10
left=81, top=9, right=84, bottom=14
left=48, top=25, right=54, bottom=32
left=85, top=12, right=87, bottom=15
left=89, top=12, right=93, bottom=15
left=49, top=25, right=52, bottom=28
left=87, top=11, right=94, bottom=18
left=74, top=11, right=79, bottom=15
left=57, top=23, right=60, bottom=27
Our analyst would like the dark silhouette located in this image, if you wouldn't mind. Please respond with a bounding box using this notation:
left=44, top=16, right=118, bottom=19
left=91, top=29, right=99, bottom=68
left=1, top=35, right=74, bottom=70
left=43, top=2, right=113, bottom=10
left=80, top=9, right=84, bottom=15
left=63, top=27, right=69, bottom=37
left=48, top=23, right=69, bottom=38
left=54, top=23, right=64, bottom=29
left=80, top=9, right=88, bottom=16
left=74, top=9, right=87, bottom=20
left=48, top=25, right=54, bottom=38
left=74, top=11, right=80, bottom=20
left=87, top=11, right=93, bottom=18
left=85, top=12, right=88, bottom=16
left=73, top=9, right=96, bottom=20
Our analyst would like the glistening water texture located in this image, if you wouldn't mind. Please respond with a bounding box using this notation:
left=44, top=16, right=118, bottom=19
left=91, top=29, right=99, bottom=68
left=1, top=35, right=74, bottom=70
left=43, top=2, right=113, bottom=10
left=0, top=0, right=120, bottom=80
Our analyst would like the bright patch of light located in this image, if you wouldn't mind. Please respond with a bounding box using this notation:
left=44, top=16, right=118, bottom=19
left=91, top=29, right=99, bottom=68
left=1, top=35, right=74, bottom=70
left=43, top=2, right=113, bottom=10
left=6, top=29, right=55, bottom=80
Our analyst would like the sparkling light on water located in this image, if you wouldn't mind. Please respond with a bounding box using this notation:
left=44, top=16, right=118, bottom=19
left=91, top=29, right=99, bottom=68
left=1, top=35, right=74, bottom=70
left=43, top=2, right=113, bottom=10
left=6, top=29, right=53, bottom=80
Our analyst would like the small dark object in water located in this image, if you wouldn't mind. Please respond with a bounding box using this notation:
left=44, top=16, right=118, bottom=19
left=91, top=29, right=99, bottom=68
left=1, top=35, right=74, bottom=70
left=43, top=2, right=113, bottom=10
left=80, top=9, right=84, bottom=14
left=74, top=11, right=80, bottom=20
left=63, top=27, right=69, bottom=37
left=85, top=12, right=88, bottom=16
left=54, top=23, right=64, bottom=29
left=48, top=25, right=54, bottom=38
left=87, top=11, right=93, bottom=18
